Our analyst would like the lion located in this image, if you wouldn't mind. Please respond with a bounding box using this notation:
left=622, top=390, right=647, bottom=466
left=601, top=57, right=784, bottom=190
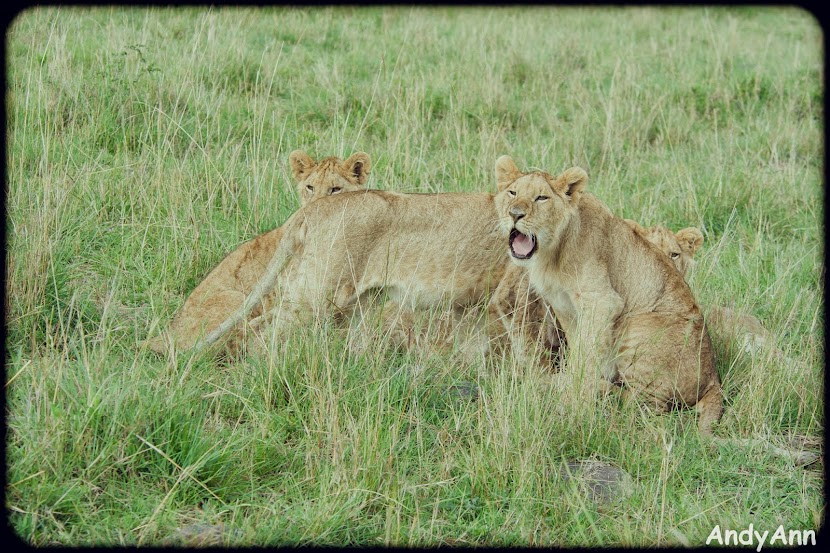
left=188, top=187, right=511, bottom=355
left=491, top=156, right=816, bottom=465
left=492, top=155, right=722, bottom=434
left=623, top=220, right=783, bottom=361
left=489, top=213, right=779, bottom=373
left=623, top=220, right=703, bottom=278
left=488, top=221, right=707, bottom=370
left=144, top=150, right=372, bottom=355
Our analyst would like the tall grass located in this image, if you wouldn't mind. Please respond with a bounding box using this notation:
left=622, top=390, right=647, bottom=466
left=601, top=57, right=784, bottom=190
left=6, top=6, right=823, bottom=545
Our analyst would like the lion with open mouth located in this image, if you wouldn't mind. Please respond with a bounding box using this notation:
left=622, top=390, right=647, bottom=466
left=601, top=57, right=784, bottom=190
left=492, top=155, right=724, bottom=436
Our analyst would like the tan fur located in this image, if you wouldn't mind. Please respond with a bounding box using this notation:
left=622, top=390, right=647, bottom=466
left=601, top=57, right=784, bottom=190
left=488, top=223, right=702, bottom=370
left=622, top=220, right=779, bottom=359
left=628, top=225, right=815, bottom=463
left=144, top=151, right=371, bottom=355
left=705, top=305, right=771, bottom=355
left=492, top=156, right=722, bottom=435
left=623, top=220, right=702, bottom=278
left=190, top=189, right=509, bottom=354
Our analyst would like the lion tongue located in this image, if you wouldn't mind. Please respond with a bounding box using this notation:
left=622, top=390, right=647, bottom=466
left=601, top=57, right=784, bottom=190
left=512, top=233, right=534, bottom=256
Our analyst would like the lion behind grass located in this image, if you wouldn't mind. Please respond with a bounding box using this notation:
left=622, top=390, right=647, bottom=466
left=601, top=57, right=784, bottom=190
left=188, top=187, right=511, bottom=355
left=145, top=150, right=371, bottom=355
left=492, top=155, right=723, bottom=434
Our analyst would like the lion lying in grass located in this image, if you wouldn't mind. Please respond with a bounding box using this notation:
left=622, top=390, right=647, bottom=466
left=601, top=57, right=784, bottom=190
left=624, top=219, right=783, bottom=361
left=145, top=150, right=371, bottom=355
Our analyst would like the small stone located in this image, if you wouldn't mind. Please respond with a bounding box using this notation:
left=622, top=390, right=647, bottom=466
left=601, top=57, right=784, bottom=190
left=449, top=381, right=479, bottom=401
left=164, top=523, right=242, bottom=546
left=561, top=460, right=635, bottom=504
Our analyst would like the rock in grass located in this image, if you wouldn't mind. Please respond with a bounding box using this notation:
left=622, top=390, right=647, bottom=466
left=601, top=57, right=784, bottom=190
left=561, top=460, right=635, bottom=505
left=164, top=523, right=242, bottom=546
left=448, top=381, right=479, bottom=401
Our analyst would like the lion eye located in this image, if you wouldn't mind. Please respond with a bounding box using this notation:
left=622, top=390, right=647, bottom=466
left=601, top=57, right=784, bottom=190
left=507, top=190, right=516, bottom=197
left=670, top=252, right=680, bottom=259
left=306, top=185, right=314, bottom=193
left=534, top=195, right=549, bottom=202
left=330, top=187, right=342, bottom=195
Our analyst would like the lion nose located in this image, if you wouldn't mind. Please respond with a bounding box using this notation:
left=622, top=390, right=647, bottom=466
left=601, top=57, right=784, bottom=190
left=510, top=206, right=526, bottom=223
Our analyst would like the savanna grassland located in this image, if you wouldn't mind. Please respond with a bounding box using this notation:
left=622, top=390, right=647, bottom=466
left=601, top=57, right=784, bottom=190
left=5, top=6, right=824, bottom=546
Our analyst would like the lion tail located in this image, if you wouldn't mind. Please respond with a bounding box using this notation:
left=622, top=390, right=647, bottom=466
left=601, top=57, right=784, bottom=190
left=695, top=383, right=724, bottom=437
left=191, top=217, right=303, bottom=355
left=698, top=383, right=818, bottom=465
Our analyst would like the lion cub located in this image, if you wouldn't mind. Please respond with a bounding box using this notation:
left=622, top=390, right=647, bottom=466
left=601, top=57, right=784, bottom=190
left=488, top=222, right=705, bottom=370
left=623, top=220, right=703, bottom=279
left=624, top=220, right=783, bottom=360
left=145, top=150, right=371, bottom=354
left=492, top=156, right=723, bottom=435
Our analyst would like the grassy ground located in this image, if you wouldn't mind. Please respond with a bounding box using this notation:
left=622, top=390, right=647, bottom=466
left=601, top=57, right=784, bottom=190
left=5, top=6, right=823, bottom=546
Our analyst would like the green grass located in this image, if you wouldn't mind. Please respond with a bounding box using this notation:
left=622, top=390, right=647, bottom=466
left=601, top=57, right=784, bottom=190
left=5, top=5, right=823, bottom=546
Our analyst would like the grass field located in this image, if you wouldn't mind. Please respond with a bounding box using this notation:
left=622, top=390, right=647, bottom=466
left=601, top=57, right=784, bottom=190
left=5, top=6, right=824, bottom=546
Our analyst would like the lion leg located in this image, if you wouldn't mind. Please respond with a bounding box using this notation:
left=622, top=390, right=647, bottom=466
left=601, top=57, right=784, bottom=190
left=545, top=315, right=567, bottom=369
left=347, top=299, right=418, bottom=354
left=485, top=265, right=517, bottom=355
left=487, top=264, right=555, bottom=369
left=379, top=301, right=420, bottom=350
left=256, top=277, right=361, bottom=348
left=563, top=289, right=623, bottom=388
left=513, top=298, right=558, bottom=369
left=375, top=301, right=457, bottom=355
left=695, top=381, right=817, bottom=465
left=711, top=436, right=819, bottom=466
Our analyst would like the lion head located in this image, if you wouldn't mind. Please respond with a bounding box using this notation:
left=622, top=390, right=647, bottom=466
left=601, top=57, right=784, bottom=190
left=623, top=219, right=703, bottom=278
left=289, top=150, right=372, bottom=205
left=494, top=155, right=588, bottom=264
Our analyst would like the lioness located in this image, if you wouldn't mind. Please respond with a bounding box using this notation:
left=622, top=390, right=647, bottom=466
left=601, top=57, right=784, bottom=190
left=488, top=220, right=707, bottom=369
left=190, top=189, right=510, bottom=354
left=624, top=220, right=784, bottom=361
left=492, top=155, right=723, bottom=435
left=145, top=150, right=371, bottom=354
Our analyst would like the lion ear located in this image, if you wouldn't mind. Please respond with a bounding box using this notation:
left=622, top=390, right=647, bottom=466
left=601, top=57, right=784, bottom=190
left=343, top=152, right=372, bottom=184
left=495, top=155, right=522, bottom=192
left=289, top=150, right=316, bottom=182
left=553, top=167, right=588, bottom=201
left=675, top=227, right=704, bottom=256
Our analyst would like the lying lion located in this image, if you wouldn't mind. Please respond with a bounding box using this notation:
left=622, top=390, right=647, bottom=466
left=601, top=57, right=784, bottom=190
left=145, top=150, right=371, bottom=355
left=623, top=220, right=703, bottom=279
left=624, top=219, right=784, bottom=361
